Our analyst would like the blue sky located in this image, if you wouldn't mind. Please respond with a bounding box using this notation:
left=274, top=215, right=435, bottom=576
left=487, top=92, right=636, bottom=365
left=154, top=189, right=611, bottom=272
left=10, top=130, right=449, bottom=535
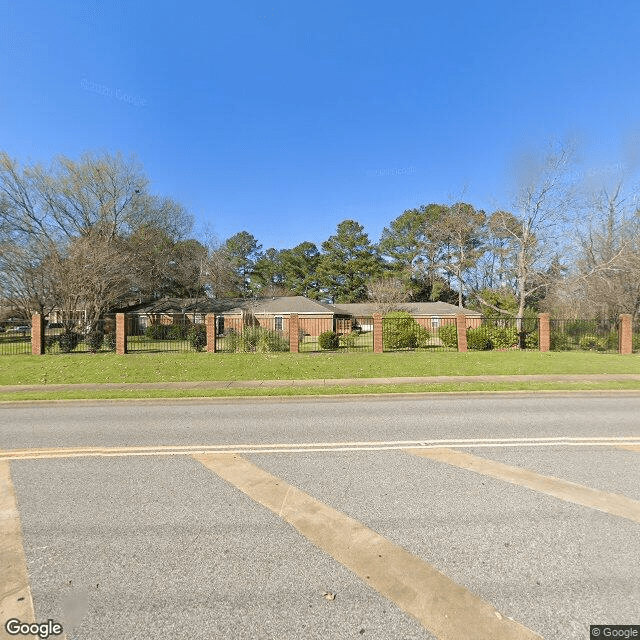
left=2, top=1, right=640, bottom=250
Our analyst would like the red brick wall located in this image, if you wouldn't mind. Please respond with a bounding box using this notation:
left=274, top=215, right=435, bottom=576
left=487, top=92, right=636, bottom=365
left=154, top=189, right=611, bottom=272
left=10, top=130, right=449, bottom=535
left=289, top=314, right=299, bottom=353
left=31, top=314, right=45, bottom=355
left=205, top=314, right=216, bottom=353
left=116, top=313, right=127, bottom=355
left=538, top=313, right=550, bottom=352
left=619, top=314, right=632, bottom=354
left=299, top=316, right=333, bottom=338
left=373, top=313, right=383, bottom=353
left=456, top=314, right=467, bottom=352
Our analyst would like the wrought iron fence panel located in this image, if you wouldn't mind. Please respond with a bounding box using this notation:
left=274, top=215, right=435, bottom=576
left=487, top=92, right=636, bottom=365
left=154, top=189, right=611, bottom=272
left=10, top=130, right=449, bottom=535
left=44, top=318, right=113, bottom=354
left=466, top=316, right=539, bottom=351
left=0, top=319, right=32, bottom=355
left=382, top=316, right=456, bottom=352
left=125, top=314, right=200, bottom=353
left=215, top=316, right=290, bottom=353
left=297, top=316, right=374, bottom=353
left=549, top=318, right=618, bottom=352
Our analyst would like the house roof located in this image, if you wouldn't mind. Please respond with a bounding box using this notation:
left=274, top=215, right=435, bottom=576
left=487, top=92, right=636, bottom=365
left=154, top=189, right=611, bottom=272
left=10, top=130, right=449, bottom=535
left=330, top=302, right=482, bottom=317
left=122, top=296, right=336, bottom=316
left=120, top=297, right=481, bottom=318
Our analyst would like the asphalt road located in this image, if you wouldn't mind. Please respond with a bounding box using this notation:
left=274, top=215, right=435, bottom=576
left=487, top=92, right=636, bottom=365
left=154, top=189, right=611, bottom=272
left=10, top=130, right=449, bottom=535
left=1, top=393, right=640, bottom=640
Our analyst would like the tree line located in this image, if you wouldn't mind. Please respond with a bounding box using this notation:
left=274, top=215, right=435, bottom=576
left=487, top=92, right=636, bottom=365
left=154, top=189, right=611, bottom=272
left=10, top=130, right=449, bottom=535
left=2, top=143, right=640, bottom=324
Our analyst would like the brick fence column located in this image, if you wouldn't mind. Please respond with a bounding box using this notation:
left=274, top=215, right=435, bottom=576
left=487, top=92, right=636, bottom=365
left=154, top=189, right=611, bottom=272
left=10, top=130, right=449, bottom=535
left=373, top=313, right=383, bottom=353
left=456, top=314, right=467, bottom=352
left=289, top=314, right=299, bottom=353
left=115, top=313, right=127, bottom=355
left=205, top=314, right=217, bottom=353
left=538, top=313, right=550, bottom=352
left=31, top=314, right=45, bottom=355
left=619, top=314, right=632, bottom=355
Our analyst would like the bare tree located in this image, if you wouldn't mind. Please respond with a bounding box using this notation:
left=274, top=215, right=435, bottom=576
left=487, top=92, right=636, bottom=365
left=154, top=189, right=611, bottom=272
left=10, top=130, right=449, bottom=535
left=0, top=239, right=57, bottom=318
left=0, top=150, right=193, bottom=320
left=366, top=276, right=410, bottom=314
left=199, top=243, right=241, bottom=299
left=565, top=178, right=640, bottom=319
left=489, top=140, right=578, bottom=319
left=426, top=202, right=487, bottom=308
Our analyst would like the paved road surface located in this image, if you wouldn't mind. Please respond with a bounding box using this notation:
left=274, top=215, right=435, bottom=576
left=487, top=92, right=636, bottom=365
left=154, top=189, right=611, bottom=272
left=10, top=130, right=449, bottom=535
left=1, top=394, right=639, bottom=639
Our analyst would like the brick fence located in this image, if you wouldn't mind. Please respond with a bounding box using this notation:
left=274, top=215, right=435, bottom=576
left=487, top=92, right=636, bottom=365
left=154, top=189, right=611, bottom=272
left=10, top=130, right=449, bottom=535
left=28, top=313, right=635, bottom=355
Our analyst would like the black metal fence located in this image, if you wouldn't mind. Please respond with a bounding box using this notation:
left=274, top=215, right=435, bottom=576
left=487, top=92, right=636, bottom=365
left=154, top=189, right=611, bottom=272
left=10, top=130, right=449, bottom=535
left=549, top=318, right=619, bottom=353
left=215, top=316, right=290, bottom=353
left=464, top=316, right=540, bottom=351
left=381, top=315, right=457, bottom=352
left=2, top=313, right=634, bottom=355
left=298, top=316, right=374, bottom=352
left=126, top=315, right=208, bottom=353
left=0, top=320, right=32, bottom=355
left=44, top=319, right=114, bottom=354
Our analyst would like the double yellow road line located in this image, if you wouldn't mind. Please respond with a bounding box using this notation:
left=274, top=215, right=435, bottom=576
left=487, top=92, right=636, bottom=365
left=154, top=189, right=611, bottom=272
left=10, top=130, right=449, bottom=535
left=2, top=435, right=639, bottom=461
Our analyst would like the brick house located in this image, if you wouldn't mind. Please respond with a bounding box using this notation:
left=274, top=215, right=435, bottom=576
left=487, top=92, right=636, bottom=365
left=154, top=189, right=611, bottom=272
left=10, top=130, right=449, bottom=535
left=330, top=302, right=482, bottom=330
left=120, top=296, right=349, bottom=338
left=121, top=297, right=481, bottom=338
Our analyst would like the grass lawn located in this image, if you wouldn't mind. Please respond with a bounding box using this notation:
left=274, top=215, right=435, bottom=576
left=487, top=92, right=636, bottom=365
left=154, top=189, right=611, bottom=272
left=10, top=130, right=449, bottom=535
left=1, top=350, right=639, bottom=387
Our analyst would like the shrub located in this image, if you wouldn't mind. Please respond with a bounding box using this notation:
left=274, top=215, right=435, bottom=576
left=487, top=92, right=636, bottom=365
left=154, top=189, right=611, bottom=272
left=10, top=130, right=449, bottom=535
left=550, top=330, right=572, bottom=351
left=438, top=323, right=458, bottom=348
left=58, top=331, right=81, bottom=353
left=563, top=319, right=597, bottom=338
left=188, top=324, right=207, bottom=351
left=524, top=331, right=539, bottom=350
left=579, top=334, right=606, bottom=351
left=86, top=328, right=105, bottom=353
left=318, top=330, right=340, bottom=350
left=603, top=332, right=619, bottom=351
left=486, top=326, right=518, bottom=349
left=633, top=334, right=640, bottom=352
left=228, top=326, right=290, bottom=352
left=257, top=329, right=289, bottom=353
left=169, top=324, right=189, bottom=340
left=104, top=332, right=117, bottom=351
left=145, top=324, right=170, bottom=340
left=340, top=331, right=358, bottom=348
left=383, top=312, right=429, bottom=350
left=466, top=327, right=492, bottom=350
left=225, top=328, right=240, bottom=352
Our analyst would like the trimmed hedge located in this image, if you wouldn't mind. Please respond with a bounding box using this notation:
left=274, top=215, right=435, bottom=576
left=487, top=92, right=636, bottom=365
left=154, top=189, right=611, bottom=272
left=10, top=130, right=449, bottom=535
left=438, top=324, right=458, bottom=348
left=383, top=312, right=430, bottom=350
left=318, top=330, right=340, bottom=350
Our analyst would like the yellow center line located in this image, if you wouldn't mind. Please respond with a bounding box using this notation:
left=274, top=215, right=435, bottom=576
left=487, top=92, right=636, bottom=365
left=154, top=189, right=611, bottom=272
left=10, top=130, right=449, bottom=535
left=407, top=447, right=640, bottom=524
left=194, top=453, right=542, bottom=640
left=2, top=436, right=640, bottom=461
left=0, top=462, right=37, bottom=631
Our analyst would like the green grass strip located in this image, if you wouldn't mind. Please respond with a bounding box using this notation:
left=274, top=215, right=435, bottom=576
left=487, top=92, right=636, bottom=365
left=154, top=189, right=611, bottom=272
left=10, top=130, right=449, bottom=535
left=2, top=380, right=640, bottom=402
left=1, top=351, right=640, bottom=387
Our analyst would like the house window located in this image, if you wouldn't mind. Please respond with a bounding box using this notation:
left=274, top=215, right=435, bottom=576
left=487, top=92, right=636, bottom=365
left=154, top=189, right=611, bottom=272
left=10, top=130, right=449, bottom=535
left=216, top=316, right=225, bottom=334
left=275, top=316, right=283, bottom=331
left=431, top=317, right=440, bottom=329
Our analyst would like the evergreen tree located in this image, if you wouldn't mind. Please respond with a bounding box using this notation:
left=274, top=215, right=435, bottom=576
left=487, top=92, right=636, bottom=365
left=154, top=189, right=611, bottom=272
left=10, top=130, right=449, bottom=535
left=222, top=231, right=262, bottom=296
left=280, top=241, right=322, bottom=298
left=318, top=220, right=383, bottom=303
